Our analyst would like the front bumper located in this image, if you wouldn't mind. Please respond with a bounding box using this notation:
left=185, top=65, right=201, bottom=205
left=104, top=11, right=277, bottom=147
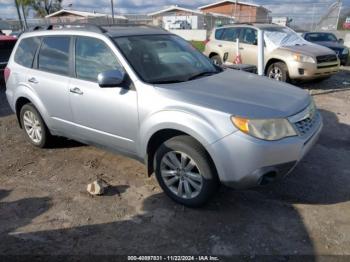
left=209, top=113, right=323, bottom=189
left=287, top=60, right=339, bottom=80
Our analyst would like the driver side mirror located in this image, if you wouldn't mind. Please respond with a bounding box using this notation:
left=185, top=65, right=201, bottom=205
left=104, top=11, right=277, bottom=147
left=338, top=38, right=344, bottom=45
left=98, top=69, right=126, bottom=88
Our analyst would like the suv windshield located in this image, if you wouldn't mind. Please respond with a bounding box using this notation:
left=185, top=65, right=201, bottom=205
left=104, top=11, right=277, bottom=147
left=114, top=34, right=220, bottom=84
left=304, top=33, right=337, bottom=42
left=264, top=27, right=307, bottom=49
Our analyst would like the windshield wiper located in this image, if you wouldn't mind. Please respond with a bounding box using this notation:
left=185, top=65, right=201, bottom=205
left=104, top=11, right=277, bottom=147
left=187, top=71, right=218, bottom=81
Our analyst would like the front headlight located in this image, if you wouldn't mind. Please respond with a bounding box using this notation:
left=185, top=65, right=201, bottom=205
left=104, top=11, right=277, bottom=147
left=292, top=53, right=316, bottom=63
left=342, top=48, right=349, bottom=55
left=231, top=116, right=297, bottom=141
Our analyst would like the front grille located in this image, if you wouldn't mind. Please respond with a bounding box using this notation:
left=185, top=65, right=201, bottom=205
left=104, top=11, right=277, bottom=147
left=294, top=112, right=319, bottom=136
left=316, top=54, right=337, bottom=63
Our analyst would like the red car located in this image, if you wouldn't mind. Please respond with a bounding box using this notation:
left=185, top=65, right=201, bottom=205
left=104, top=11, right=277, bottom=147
left=0, top=35, right=17, bottom=86
left=344, top=18, right=350, bottom=30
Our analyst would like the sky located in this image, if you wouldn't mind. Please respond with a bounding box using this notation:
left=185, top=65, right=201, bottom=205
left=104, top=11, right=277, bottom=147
left=0, top=0, right=349, bottom=19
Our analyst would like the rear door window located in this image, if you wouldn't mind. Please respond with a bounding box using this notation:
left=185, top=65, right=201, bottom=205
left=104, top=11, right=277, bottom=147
left=75, top=36, right=122, bottom=82
left=38, top=36, right=70, bottom=76
left=221, top=28, right=240, bottom=42
left=14, top=37, right=40, bottom=68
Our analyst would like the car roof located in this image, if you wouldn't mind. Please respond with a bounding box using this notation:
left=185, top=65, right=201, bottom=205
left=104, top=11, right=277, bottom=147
left=105, top=26, right=169, bottom=37
left=218, top=23, right=285, bottom=29
left=304, top=32, right=335, bottom=35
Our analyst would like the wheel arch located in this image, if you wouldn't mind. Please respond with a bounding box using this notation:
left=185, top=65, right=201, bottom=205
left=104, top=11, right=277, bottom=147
left=265, top=58, right=288, bottom=75
left=13, top=88, right=50, bottom=129
left=145, top=128, right=218, bottom=178
left=15, top=97, right=32, bottom=128
left=139, top=110, right=228, bottom=177
left=209, top=52, right=219, bottom=58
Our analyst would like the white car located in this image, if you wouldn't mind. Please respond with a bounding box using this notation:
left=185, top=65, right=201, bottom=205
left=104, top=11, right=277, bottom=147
left=169, top=20, right=192, bottom=30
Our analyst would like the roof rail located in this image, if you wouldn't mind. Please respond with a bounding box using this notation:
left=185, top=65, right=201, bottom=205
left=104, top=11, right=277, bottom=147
left=30, top=23, right=107, bottom=33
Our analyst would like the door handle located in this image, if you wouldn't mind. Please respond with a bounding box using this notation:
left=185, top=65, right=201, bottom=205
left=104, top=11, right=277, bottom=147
left=28, top=77, right=38, bottom=84
left=218, top=44, right=223, bottom=47
left=70, top=87, right=84, bottom=95
left=239, top=47, right=244, bottom=50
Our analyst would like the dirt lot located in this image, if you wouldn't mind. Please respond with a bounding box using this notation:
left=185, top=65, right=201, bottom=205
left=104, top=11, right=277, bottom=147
left=0, top=69, right=350, bottom=259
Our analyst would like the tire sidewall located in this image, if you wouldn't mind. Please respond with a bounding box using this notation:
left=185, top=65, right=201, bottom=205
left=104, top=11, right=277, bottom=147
left=20, top=104, right=48, bottom=148
left=211, top=55, right=222, bottom=66
left=154, top=136, right=218, bottom=207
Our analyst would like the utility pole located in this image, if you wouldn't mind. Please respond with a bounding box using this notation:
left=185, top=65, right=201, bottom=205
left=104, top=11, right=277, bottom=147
left=336, top=0, right=342, bottom=30
left=21, top=4, right=28, bottom=30
left=14, top=0, right=24, bottom=30
left=110, top=0, right=115, bottom=24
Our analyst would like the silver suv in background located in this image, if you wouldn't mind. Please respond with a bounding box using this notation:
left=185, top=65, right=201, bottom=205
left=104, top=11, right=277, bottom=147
left=204, top=24, right=340, bottom=82
left=5, top=25, right=322, bottom=207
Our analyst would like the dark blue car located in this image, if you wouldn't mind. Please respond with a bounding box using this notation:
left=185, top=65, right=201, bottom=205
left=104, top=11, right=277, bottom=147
left=302, top=32, right=349, bottom=66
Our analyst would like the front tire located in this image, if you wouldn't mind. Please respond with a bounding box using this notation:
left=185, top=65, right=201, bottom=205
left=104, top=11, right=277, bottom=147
left=267, top=62, right=289, bottom=82
left=20, top=103, right=51, bottom=148
left=210, top=55, right=223, bottom=66
left=154, top=135, right=219, bottom=207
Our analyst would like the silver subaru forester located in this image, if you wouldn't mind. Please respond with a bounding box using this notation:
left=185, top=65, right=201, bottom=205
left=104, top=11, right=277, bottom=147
left=5, top=25, right=322, bottom=207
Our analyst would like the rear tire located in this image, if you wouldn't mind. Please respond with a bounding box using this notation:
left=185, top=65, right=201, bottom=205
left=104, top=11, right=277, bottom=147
left=154, top=135, right=219, bottom=207
left=20, top=103, right=52, bottom=148
left=267, top=62, right=289, bottom=82
left=210, top=55, right=223, bottom=66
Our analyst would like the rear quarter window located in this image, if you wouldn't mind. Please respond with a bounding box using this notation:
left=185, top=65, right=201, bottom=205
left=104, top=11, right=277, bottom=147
left=14, top=37, right=41, bottom=68
left=215, top=28, right=224, bottom=40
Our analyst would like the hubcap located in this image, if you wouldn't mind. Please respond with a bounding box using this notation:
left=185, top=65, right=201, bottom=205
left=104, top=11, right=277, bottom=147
left=268, top=66, right=283, bottom=81
left=160, top=151, right=203, bottom=199
left=23, top=111, right=42, bottom=144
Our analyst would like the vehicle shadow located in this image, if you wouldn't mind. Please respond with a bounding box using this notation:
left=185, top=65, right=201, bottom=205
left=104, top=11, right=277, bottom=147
left=0, top=88, right=12, bottom=118
left=297, top=68, right=350, bottom=92
left=254, top=109, right=350, bottom=205
left=0, top=191, right=316, bottom=258
left=0, top=189, right=52, bottom=254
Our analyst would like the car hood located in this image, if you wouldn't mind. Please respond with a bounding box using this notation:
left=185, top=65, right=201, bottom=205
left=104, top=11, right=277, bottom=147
left=279, top=43, right=334, bottom=56
left=154, top=69, right=311, bottom=119
left=311, top=41, right=345, bottom=50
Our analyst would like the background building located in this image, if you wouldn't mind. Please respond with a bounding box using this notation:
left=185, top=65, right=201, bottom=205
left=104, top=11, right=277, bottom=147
left=198, top=0, right=270, bottom=23
left=148, top=5, right=234, bottom=30
left=45, top=9, right=128, bottom=25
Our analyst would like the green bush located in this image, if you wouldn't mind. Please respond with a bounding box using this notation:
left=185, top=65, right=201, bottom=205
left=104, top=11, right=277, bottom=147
left=190, top=41, right=205, bottom=52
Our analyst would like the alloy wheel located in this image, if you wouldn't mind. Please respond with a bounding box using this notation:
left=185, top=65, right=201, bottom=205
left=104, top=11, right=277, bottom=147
left=160, top=151, right=203, bottom=199
left=268, top=66, right=283, bottom=81
left=23, top=111, right=42, bottom=144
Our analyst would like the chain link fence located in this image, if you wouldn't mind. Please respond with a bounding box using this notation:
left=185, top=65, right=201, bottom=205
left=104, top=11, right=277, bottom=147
left=1, top=1, right=349, bottom=34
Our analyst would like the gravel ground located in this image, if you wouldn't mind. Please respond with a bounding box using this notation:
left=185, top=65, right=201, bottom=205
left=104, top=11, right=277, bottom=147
left=0, top=69, right=350, bottom=259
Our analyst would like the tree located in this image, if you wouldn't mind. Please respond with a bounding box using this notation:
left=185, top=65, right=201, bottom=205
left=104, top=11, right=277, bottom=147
left=21, top=0, right=63, bottom=17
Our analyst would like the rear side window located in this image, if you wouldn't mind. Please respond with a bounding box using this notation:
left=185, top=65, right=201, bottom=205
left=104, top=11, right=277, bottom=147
left=14, top=37, right=40, bottom=68
left=221, top=28, right=240, bottom=42
left=75, top=36, right=122, bottom=82
left=38, top=36, right=70, bottom=76
left=215, top=28, right=224, bottom=40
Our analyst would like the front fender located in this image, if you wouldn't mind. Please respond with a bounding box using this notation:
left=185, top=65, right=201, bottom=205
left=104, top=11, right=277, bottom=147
left=138, top=110, right=233, bottom=159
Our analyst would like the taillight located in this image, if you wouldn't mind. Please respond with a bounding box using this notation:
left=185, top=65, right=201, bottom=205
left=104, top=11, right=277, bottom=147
left=4, top=67, right=10, bottom=83
left=204, top=39, right=210, bottom=45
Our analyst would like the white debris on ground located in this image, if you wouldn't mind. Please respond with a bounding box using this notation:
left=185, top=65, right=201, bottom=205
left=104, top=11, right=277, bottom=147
left=87, top=178, right=109, bottom=196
